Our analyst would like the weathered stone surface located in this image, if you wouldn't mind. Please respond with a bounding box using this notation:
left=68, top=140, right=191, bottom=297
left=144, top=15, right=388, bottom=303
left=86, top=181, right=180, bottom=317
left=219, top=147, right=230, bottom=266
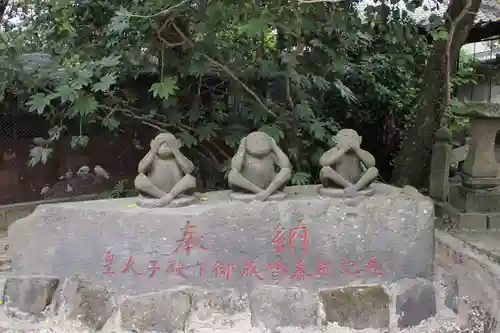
left=444, top=277, right=458, bottom=314
left=429, top=127, right=452, bottom=202
left=9, top=184, right=434, bottom=295
left=394, top=278, right=436, bottom=328
left=186, top=288, right=250, bottom=331
left=450, top=184, right=500, bottom=213
left=435, top=264, right=458, bottom=314
left=3, top=275, right=59, bottom=317
left=319, top=285, right=389, bottom=330
left=249, top=285, right=318, bottom=332
left=57, top=273, right=115, bottom=331
left=435, top=230, right=500, bottom=326
left=460, top=116, right=500, bottom=187
left=119, top=288, right=191, bottom=333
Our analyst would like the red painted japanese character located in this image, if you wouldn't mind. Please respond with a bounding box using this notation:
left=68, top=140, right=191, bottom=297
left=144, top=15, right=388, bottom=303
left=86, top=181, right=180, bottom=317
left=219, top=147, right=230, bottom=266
left=122, top=256, right=140, bottom=274
left=213, top=261, right=236, bottom=280
left=241, top=259, right=264, bottom=280
left=339, top=261, right=361, bottom=276
left=172, top=222, right=207, bottom=256
left=272, top=224, right=287, bottom=255
left=103, top=250, right=115, bottom=275
left=290, top=258, right=312, bottom=280
left=146, top=260, right=161, bottom=278
left=197, top=261, right=205, bottom=278
left=364, top=257, right=384, bottom=276
left=266, top=261, right=288, bottom=280
left=315, top=260, right=335, bottom=277
left=167, top=260, right=187, bottom=278
left=289, top=221, right=308, bottom=255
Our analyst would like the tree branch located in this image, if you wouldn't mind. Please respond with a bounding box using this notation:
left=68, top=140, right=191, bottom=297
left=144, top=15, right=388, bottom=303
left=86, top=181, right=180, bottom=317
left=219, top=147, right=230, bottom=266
left=444, top=0, right=472, bottom=106
left=170, top=23, right=276, bottom=118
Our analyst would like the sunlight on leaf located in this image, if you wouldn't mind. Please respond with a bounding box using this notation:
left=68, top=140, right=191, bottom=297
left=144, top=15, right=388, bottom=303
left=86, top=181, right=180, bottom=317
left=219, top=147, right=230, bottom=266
left=71, top=94, right=99, bottom=116
left=28, top=146, right=53, bottom=166
left=102, top=117, right=120, bottom=130
left=149, top=77, right=178, bottom=100
left=70, top=136, right=89, bottom=148
left=109, top=9, right=130, bottom=33
left=55, top=85, right=79, bottom=103
left=333, top=79, right=359, bottom=104
left=26, top=93, right=53, bottom=114
left=99, top=55, right=121, bottom=68
left=92, top=73, right=117, bottom=92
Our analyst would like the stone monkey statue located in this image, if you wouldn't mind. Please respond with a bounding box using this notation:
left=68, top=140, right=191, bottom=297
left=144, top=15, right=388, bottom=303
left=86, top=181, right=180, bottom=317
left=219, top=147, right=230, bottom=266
left=228, top=131, right=292, bottom=201
left=319, top=129, right=379, bottom=197
left=134, top=132, right=197, bottom=208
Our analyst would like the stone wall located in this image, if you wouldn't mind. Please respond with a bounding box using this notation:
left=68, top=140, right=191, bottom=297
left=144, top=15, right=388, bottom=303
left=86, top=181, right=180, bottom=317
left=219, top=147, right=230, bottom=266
left=0, top=273, right=436, bottom=332
left=435, top=229, right=499, bottom=332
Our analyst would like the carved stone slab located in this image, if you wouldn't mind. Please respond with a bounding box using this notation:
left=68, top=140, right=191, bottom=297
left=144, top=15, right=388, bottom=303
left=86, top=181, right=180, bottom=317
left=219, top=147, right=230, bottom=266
left=9, top=185, right=434, bottom=296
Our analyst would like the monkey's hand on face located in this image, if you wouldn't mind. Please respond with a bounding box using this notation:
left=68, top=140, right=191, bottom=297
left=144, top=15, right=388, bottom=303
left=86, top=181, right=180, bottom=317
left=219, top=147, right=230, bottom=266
left=231, top=137, right=247, bottom=171
left=150, top=139, right=163, bottom=152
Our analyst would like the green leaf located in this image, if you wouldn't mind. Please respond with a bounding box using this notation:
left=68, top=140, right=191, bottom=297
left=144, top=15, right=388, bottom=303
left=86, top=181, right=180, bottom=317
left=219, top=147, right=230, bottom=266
left=198, top=122, right=219, bottom=142
left=102, top=117, right=120, bottom=130
left=55, top=85, right=79, bottom=103
left=109, top=15, right=129, bottom=33
left=70, top=135, right=89, bottom=148
left=177, top=132, right=197, bottom=148
left=92, top=73, right=117, bottom=92
left=310, top=75, right=331, bottom=91
left=259, top=124, right=284, bottom=141
left=309, top=121, right=328, bottom=140
left=224, top=132, right=245, bottom=148
left=28, top=146, right=52, bottom=167
left=186, top=107, right=201, bottom=122
left=98, top=55, right=121, bottom=68
left=26, top=93, right=53, bottom=114
left=116, top=6, right=132, bottom=16
left=149, top=77, right=178, bottom=100
left=428, top=13, right=443, bottom=29
left=333, top=79, right=359, bottom=104
left=295, top=102, right=314, bottom=121
left=72, top=69, right=93, bottom=88
left=71, top=94, right=99, bottom=117
left=431, top=28, right=449, bottom=41
left=239, top=16, right=270, bottom=38
left=291, top=172, right=312, bottom=186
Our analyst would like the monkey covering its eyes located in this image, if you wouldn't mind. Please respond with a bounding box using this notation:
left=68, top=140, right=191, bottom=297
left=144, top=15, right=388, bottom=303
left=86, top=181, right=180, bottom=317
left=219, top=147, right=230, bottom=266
left=228, top=131, right=292, bottom=201
left=318, top=129, right=378, bottom=197
left=134, top=132, right=197, bottom=208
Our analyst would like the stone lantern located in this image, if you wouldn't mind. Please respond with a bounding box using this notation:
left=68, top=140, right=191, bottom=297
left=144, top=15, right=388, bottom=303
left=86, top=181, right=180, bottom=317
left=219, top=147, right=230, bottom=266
left=446, top=102, right=500, bottom=229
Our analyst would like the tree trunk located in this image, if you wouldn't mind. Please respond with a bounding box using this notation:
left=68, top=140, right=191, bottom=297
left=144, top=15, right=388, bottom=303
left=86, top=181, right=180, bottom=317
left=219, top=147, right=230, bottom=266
left=0, top=0, right=8, bottom=20
left=391, top=0, right=482, bottom=188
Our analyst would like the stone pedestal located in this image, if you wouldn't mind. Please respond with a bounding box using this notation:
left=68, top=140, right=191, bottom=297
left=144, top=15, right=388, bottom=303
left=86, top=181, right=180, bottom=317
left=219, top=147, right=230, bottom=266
left=8, top=184, right=434, bottom=296
left=462, top=117, right=500, bottom=188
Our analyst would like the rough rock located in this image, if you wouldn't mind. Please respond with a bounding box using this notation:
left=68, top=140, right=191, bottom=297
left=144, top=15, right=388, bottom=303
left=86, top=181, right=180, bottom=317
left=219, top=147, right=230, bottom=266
left=319, top=285, right=390, bottom=330
left=118, top=287, right=191, bottom=333
left=57, top=273, right=115, bottom=331
left=9, top=184, right=434, bottom=295
left=186, top=288, right=250, bottom=331
left=249, top=285, right=319, bottom=332
left=3, top=276, right=59, bottom=318
left=394, top=278, right=436, bottom=328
